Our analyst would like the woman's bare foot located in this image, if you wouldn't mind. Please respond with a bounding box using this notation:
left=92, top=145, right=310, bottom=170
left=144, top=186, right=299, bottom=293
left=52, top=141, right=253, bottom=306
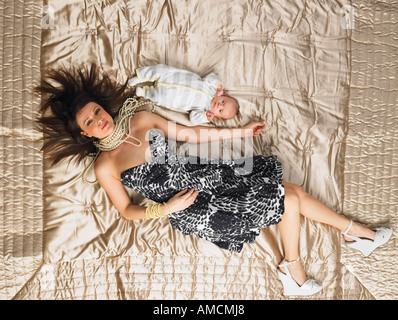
left=278, top=259, right=308, bottom=286
left=343, top=221, right=376, bottom=242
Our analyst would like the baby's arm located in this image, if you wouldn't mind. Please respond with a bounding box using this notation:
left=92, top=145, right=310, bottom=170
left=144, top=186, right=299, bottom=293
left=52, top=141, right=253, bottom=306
left=204, top=73, right=225, bottom=98
left=203, top=72, right=222, bottom=89
left=189, top=108, right=211, bottom=125
left=216, top=84, right=224, bottom=96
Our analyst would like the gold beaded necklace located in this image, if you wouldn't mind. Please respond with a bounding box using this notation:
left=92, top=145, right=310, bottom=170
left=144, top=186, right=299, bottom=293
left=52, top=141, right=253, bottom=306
left=93, top=97, right=142, bottom=151
left=82, top=97, right=155, bottom=185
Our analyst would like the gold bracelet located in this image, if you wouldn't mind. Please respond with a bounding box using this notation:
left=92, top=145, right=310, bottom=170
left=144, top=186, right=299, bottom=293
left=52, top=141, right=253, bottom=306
left=145, top=203, right=166, bottom=219
left=145, top=203, right=158, bottom=219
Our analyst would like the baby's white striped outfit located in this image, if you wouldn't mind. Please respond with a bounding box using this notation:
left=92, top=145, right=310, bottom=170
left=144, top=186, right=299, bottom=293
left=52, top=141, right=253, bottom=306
left=128, top=64, right=221, bottom=125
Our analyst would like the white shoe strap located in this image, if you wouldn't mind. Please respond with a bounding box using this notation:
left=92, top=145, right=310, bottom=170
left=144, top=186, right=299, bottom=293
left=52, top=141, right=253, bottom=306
left=278, top=257, right=300, bottom=268
left=342, top=220, right=353, bottom=236
left=341, top=219, right=362, bottom=241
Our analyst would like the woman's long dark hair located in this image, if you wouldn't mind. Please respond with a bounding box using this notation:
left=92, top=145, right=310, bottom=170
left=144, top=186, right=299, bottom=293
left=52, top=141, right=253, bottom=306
left=35, top=64, right=135, bottom=166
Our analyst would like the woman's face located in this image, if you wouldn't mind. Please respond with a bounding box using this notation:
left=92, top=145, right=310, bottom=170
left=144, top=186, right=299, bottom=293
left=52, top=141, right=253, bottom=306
left=76, top=102, right=115, bottom=139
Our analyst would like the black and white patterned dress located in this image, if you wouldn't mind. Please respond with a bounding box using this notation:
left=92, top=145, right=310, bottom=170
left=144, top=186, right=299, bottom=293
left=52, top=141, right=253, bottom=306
left=121, top=129, right=285, bottom=253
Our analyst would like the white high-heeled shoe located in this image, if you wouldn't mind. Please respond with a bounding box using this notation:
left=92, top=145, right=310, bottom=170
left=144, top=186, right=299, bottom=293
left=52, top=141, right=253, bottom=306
left=342, top=220, right=393, bottom=257
left=277, top=257, right=323, bottom=296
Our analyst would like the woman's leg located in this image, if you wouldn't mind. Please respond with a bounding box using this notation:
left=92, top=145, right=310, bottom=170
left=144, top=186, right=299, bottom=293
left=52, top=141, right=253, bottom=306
left=276, top=180, right=377, bottom=286
left=282, top=180, right=376, bottom=241
left=277, top=186, right=307, bottom=285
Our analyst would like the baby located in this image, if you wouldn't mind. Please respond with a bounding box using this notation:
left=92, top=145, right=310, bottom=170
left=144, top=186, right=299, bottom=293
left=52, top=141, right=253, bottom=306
left=128, top=64, right=239, bottom=125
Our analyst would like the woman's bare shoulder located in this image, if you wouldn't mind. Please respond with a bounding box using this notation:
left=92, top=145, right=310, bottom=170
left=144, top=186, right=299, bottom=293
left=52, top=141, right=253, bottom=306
left=131, top=110, right=155, bottom=123
left=130, top=110, right=159, bottom=134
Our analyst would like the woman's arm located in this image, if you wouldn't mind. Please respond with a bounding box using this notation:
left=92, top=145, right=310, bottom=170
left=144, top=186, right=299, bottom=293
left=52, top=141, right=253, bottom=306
left=95, top=162, right=147, bottom=220
left=148, top=111, right=265, bottom=143
left=94, top=159, right=199, bottom=220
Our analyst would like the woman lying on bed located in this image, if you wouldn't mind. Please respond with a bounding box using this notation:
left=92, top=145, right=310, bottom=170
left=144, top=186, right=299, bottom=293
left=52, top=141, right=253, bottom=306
left=36, top=64, right=392, bottom=297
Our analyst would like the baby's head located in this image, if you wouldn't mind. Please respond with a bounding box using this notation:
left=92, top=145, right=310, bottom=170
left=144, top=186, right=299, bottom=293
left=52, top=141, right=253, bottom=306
left=210, top=94, right=239, bottom=120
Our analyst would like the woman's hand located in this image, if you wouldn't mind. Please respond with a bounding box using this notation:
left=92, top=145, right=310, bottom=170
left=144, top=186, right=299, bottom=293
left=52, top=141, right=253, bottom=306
left=165, top=188, right=199, bottom=214
left=243, top=122, right=266, bottom=137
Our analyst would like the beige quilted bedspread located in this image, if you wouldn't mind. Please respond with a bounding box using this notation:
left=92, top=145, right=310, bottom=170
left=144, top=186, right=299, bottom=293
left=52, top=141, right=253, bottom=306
left=0, top=0, right=396, bottom=300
